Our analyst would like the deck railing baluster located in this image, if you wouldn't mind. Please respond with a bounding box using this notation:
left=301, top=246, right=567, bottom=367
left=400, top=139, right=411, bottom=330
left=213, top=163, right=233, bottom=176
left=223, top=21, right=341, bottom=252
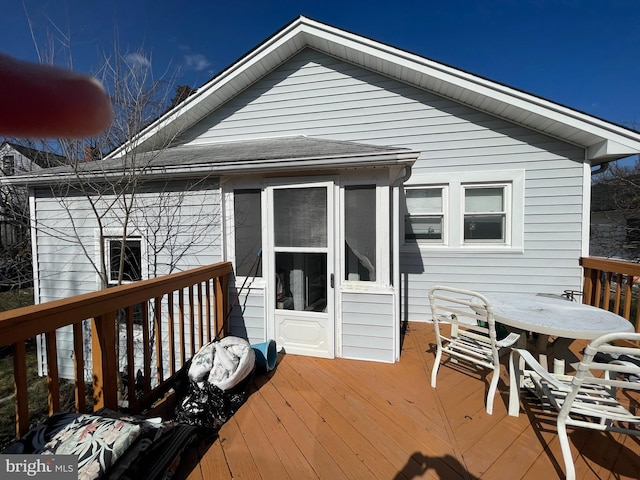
left=0, top=261, right=231, bottom=440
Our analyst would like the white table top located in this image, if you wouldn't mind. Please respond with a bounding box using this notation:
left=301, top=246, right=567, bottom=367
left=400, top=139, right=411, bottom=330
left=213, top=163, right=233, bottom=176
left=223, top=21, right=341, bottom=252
left=483, top=293, right=635, bottom=340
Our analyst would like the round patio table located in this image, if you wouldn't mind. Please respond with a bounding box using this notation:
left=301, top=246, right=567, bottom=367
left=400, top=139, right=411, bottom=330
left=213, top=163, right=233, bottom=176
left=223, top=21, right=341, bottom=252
left=483, top=293, right=634, bottom=340
left=479, top=293, right=636, bottom=374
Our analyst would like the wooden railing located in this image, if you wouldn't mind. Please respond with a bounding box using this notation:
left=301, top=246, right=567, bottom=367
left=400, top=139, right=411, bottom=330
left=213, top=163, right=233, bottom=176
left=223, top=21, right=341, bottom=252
left=0, top=261, right=232, bottom=439
left=581, top=256, right=640, bottom=330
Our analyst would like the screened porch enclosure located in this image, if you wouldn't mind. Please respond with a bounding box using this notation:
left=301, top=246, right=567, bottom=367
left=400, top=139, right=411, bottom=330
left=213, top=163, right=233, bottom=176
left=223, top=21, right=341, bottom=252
left=229, top=167, right=405, bottom=363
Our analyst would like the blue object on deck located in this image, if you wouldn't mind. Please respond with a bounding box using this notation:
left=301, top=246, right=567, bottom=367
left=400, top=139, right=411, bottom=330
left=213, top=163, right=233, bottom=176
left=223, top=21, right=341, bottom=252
left=252, top=340, right=277, bottom=372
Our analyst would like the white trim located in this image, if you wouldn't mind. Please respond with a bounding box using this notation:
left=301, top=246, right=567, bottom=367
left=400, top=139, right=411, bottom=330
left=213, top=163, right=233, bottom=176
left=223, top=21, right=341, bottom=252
left=28, top=189, right=40, bottom=304
left=582, top=157, right=592, bottom=258
left=461, top=183, right=510, bottom=245
left=340, top=179, right=388, bottom=287
left=97, top=228, right=149, bottom=286
left=392, top=183, right=400, bottom=362
left=265, top=178, right=337, bottom=358
left=404, top=184, right=449, bottom=246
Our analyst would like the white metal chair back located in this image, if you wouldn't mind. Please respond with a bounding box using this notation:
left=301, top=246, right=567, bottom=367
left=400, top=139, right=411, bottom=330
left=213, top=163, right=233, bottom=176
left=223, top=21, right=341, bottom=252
left=509, top=332, right=640, bottom=480
left=429, top=285, right=520, bottom=415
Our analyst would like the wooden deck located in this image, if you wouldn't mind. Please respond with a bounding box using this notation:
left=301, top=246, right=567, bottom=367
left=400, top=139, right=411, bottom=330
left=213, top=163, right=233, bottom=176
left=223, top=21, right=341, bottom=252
left=179, top=322, right=640, bottom=479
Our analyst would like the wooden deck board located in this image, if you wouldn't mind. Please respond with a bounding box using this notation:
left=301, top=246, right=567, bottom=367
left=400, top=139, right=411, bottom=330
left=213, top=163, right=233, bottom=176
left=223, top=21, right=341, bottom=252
left=177, top=322, right=640, bottom=479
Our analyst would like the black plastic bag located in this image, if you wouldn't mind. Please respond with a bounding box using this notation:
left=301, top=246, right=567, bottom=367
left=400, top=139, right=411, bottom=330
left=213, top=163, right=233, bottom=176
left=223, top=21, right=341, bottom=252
left=174, top=367, right=254, bottom=433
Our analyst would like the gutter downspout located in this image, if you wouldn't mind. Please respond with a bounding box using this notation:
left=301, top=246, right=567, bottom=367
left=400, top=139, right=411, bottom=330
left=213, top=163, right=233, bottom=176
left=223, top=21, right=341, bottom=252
left=391, top=165, right=412, bottom=361
left=591, top=162, right=609, bottom=176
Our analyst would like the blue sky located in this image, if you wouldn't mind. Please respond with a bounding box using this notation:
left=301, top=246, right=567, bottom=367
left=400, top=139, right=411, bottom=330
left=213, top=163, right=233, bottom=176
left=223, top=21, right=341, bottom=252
left=3, top=0, right=640, bottom=130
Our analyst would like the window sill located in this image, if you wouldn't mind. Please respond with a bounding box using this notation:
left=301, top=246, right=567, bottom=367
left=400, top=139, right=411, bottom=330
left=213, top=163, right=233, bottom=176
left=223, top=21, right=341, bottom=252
left=401, top=245, right=524, bottom=254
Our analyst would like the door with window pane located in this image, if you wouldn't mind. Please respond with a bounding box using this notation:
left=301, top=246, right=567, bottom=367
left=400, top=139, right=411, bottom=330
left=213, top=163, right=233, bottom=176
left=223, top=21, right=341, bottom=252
left=269, top=183, right=334, bottom=358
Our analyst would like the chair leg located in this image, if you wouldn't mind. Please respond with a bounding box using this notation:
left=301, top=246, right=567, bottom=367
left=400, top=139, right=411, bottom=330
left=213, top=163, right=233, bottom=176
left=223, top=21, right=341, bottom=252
left=508, top=351, right=522, bottom=417
left=486, top=369, right=499, bottom=415
left=431, top=349, right=442, bottom=388
left=557, top=419, right=576, bottom=480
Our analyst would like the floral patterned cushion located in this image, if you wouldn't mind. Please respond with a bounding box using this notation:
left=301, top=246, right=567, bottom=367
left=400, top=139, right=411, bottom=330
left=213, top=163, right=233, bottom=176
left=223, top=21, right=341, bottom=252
left=40, top=414, right=142, bottom=480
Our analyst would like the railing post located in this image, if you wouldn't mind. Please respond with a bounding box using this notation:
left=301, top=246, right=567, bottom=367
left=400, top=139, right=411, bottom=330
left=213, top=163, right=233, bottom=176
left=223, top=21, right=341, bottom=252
left=91, top=311, right=119, bottom=411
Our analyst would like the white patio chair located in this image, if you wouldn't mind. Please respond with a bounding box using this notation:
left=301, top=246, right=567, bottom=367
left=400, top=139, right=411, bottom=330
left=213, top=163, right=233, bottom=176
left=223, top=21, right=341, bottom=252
left=508, top=332, right=640, bottom=480
left=428, top=286, right=520, bottom=415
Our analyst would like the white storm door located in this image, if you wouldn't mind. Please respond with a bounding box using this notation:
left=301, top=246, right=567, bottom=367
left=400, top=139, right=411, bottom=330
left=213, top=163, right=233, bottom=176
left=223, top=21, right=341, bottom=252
left=268, top=182, right=334, bottom=358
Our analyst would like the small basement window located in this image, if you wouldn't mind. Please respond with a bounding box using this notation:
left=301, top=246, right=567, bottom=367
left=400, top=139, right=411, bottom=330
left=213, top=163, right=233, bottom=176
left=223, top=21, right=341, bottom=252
left=107, top=237, right=143, bottom=285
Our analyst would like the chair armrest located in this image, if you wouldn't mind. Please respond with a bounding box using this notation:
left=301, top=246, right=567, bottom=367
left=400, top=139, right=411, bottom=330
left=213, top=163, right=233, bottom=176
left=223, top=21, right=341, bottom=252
left=512, top=348, right=572, bottom=393
left=496, top=332, right=521, bottom=348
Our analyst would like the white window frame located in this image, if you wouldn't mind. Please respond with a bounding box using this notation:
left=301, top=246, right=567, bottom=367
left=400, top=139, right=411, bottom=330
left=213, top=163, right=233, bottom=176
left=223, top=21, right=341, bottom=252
left=402, top=170, right=524, bottom=252
left=461, top=183, right=510, bottom=245
left=403, top=185, right=448, bottom=245
left=97, top=229, right=148, bottom=286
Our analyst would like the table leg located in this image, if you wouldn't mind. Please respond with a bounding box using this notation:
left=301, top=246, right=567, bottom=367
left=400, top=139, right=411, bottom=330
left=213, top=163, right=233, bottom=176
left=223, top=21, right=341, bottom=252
left=535, top=334, right=550, bottom=371
left=549, top=337, right=579, bottom=374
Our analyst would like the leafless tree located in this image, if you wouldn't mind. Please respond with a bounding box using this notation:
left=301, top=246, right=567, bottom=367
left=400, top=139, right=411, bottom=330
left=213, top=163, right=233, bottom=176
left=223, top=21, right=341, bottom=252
left=591, top=154, right=640, bottom=261
left=12, top=18, right=215, bottom=399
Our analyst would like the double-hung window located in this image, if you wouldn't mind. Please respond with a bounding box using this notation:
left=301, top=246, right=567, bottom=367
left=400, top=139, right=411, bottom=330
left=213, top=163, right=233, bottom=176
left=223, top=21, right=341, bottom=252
left=404, top=186, right=446, bottom=244
left=403, top=170, right=523, bottom=250
left=463, top=185, right=508, bottom=243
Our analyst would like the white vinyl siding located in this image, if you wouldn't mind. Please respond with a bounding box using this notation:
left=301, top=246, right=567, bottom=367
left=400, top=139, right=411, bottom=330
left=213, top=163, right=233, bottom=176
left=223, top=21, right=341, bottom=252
left=341, top=291, right=395, bottom=363
left=32, top=179, right=222, bottom=378
left=181, top=48, right=586, bottom=325
left=227, top=286, right=265, bottom=345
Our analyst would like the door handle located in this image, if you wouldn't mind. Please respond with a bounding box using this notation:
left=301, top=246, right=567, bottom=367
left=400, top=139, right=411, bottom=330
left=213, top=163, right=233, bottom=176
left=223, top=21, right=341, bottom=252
left=330, top=273, right=334, bottom=289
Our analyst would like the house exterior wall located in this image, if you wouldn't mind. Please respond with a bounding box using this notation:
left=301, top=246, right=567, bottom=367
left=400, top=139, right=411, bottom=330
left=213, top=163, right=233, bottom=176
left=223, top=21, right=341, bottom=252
left=341, top=290, right=395, bottom=362
left=227, top=283, right=266, bottom=345
left=178, top=48, right=586, bottom=323
left=31, top=179, right=222, bottom=378
left=30, top=47, right=590, bottom=369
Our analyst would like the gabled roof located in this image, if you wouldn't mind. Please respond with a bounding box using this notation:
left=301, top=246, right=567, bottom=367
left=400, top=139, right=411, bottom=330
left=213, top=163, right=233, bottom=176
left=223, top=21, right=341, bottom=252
left=5, top=137, right=418, bottom=186
left=107, top=16, right=640, bottom=165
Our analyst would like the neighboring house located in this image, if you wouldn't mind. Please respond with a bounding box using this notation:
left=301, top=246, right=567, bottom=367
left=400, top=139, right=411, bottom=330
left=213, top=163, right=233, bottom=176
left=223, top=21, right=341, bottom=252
left=590, top=173, right=640, bottom=261
left=6, top=17, right=640, bottom=374
left=0, top=142, right=66, bottom=288
left=0, top=142, right=42, bottom=249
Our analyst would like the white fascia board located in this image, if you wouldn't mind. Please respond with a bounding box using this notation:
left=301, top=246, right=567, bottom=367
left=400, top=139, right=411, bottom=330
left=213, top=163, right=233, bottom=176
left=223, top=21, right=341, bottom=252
left=586, top=139, right=640, bottom=161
